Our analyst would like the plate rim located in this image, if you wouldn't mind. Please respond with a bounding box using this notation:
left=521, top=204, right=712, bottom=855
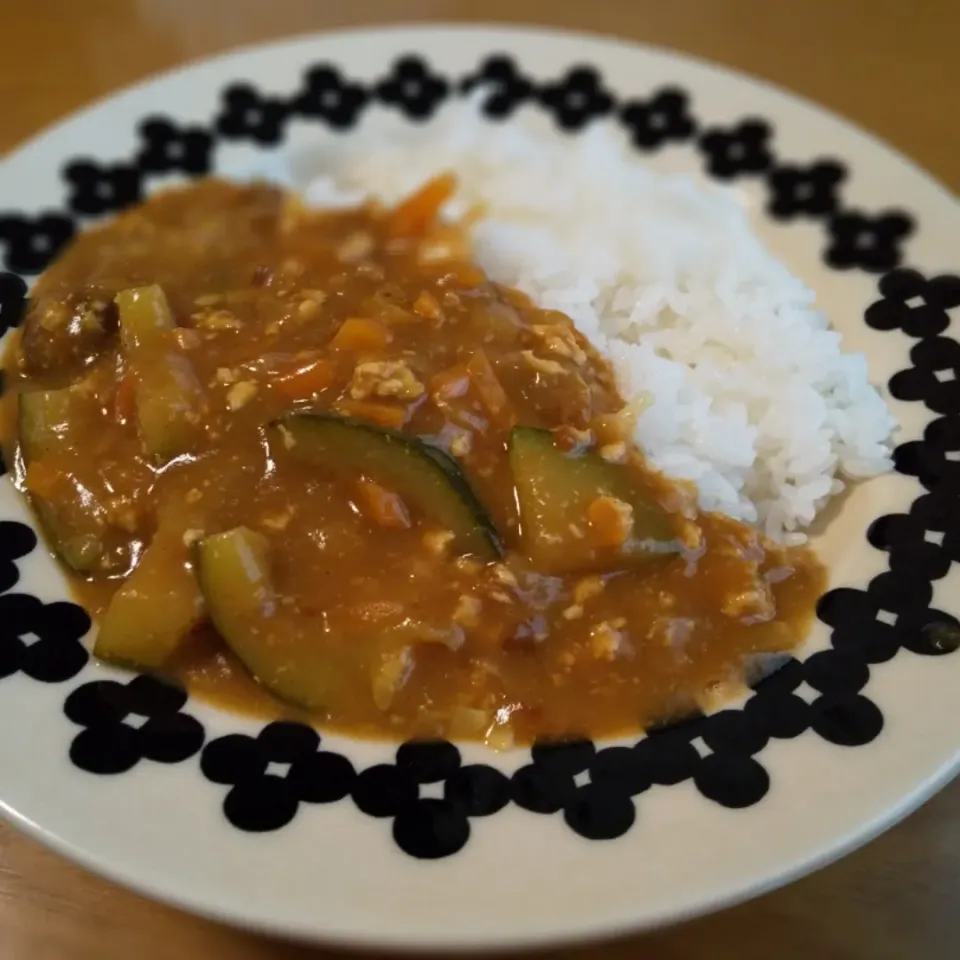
left=5, top=751, right=960, bottom=952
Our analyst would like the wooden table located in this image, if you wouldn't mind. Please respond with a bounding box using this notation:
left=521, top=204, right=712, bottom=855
left=0, top=2, right=957, bottom=957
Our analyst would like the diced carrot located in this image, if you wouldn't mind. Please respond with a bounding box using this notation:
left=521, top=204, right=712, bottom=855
left=24, top=460, right=64, bottom=500
left=329, top=317, right=390, bottom=353
left=466, top=349, right=512, bottom=423
left=586, top=496, right=635, bottom=548
left=274, top=359, right=335, bottom=401
left=387, top=174, right=457, bottom=238
left=356, top=479, right=411, bottom=529
left=334, top=399, right=406, bottom=429
left=114, top=373, right=138, bottom=424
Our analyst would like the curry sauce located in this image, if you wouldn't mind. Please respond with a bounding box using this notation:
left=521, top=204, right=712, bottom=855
left=0, top=178, right=826, bottom=746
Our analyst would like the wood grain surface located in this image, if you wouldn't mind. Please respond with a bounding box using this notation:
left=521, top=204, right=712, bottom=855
left=0, top=1, right=957, bottom=957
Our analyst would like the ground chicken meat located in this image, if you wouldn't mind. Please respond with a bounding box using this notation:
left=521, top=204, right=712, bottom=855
left=350, top=359, right=425, bottom=400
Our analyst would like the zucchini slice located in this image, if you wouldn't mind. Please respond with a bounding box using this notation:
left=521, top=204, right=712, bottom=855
left=270, top=413, right=501, bottom=560
left=116, top=285, right=175, bottom=352
left=133, top=350, right=206, bottom=461
left=509, top=426, right=682, bottom=574
left=93, top=517, right=204, bottom=669
left=116, top=285, right=205, bottom=461
left=19, top=386, right=73, bottom=463
left=195, top=527, right=349, bottom=711
left=18, top=388, right=114, bottom=573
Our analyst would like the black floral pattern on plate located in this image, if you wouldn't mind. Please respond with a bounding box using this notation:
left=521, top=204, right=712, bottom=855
left=0, top=271, right=27, bottom=336
left=0, top=213, right=76, bottom=274
left=895, top=417, right=960, bottom=493
left=65, top=675, right=204, bottom=775
left=137, top=117, right=214, bottom=175
left=699, top=119, right=774, bottom=178
left=0, top=520, right=36, bottom=593
left=353, top=740, right=509, bottom=858
left=535, top=742, right=640, bottom=840
left=63, top=161, right=142, bottom=216
left=376, top=56, right=449, bottom=121
left=216, top=84, right=290, bottom=145
left=0, top=53, right=955, bottom=861
left=817, top=587, right=901, bottom=664
left=539, top=67, right=615, bottom=131
left=0, top=590, right=89, bottom=684
left=202, top=721, right=355, bottom=832
left=460, top=55, right=536, bottom=119
left=293, top=65, right=369, bottom=129
left=818, top=576, right=960, bottom=664
left=865, top=268, right=960, bottom=337
left=825, top=211, right=914, bottom=273
left=620, top=88, right=696, bottom=150
left=868, top=507, right=955, bottom=580
left=767, top=160, right=846, bottom=220
left=744, top=657, right=813, bottom=740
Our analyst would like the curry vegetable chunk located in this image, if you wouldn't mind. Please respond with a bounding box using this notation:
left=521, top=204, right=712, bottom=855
left=195, top=527, right=356, bottom=712
left=117, top=285, right=206, bottom=460
left=509, top=426, right=682, bottom=574
left=0, top=178, right=827, bottom=745
left=94, top=508, right=204, bottom=668
left=272, top=413, right=501, bottom=560
left=19, top=387, right=129, bottom=573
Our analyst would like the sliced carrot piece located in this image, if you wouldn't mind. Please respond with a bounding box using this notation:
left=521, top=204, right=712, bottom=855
left=586, top=495, right=635, bottom=548
left=387, top=174, right=457, bottom=238
left=274, top=359, right=335, bottom=401
left=24, top=459, right=64, bottom=500
left=334, top=399, right=406, bottom=429
left=329, top=317, right=390, bottom=353
left=356, top=479, right=411, bottom=529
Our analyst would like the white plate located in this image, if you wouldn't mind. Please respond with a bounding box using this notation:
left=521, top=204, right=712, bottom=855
left=0, top=23, right=958, bottom=952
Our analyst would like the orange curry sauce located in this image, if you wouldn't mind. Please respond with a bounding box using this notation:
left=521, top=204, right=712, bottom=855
left=0, top=178, right=826, bottom=746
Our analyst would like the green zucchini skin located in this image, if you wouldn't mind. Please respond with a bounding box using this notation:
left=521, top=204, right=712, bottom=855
left=271, top=413, right=502, bottom=560
left=509, top=426, right=681, bottom=575
left=18, top=388, right=115, bottom=573
left=93, top=516, right=204, bottom=669
left=116, top=285, right=205, bottom=462
left=195, top=527, right=349, bottom=712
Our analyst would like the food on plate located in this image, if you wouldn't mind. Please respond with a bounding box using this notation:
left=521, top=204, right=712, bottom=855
left=310, top=102, right=896, bottom=540
left=3, top=166, right=892, bottom=746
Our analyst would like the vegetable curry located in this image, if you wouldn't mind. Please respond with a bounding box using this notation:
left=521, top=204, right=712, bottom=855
left=0, top=177, right=826, bottom=747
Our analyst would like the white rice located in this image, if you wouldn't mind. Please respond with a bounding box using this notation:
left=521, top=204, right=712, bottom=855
left=295, top=101, right=896, bottom=542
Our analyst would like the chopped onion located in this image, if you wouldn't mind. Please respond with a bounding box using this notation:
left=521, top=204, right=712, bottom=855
left=371, top=647, right=413, bottom=711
